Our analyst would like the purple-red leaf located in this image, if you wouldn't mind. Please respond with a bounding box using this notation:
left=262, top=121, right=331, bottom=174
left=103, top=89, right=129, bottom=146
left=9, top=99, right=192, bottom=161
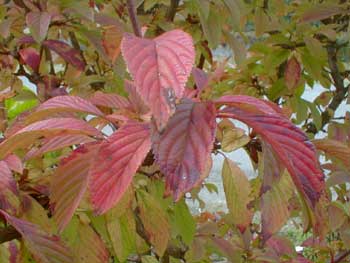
left=43, top=40, right=86, bottom=71
left=26, top=11, right=51, bottom=43
left=4, top=154, right=23, bottom=174
left=89, top=91, right=130, bottom=110
left=192, top=68, right=208, bottom=90
left=0, top=161, right=18, bottom=214
left=25, top=134, right=95, bottom=160
left=0, top=210, right=73, bottom=263
left=152, top=99, right=217, bottom=200
left=0, top=118, right=101, bottom=159
left=217, top=95, right=324, bottom=207
left=28, top=95, right=104, bottom=122
left=51, top=143, right=100, bottom=232
left=90, top=121, right=151, bottom=214
left=19, top=47, right=40, bottom=72
left=124, top=80, right=149, bottom=115
left=121, top=30, right=195, bottom=129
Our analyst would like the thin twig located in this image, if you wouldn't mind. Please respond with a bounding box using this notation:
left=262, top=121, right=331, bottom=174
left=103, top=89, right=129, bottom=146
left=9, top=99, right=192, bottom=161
left=126, top=0, right=142, bottom=37
left=0, top=226, right=21, bottom=244
left=166, top=0, right=180, bottom=22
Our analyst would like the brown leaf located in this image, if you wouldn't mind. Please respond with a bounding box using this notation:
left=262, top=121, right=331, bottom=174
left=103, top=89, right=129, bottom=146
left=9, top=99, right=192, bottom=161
left=285, top=56, right=301, bottom=90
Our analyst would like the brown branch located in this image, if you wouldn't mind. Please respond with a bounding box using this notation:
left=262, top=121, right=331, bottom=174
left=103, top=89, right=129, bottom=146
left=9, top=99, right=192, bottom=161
left=326, top=45, right=347, bottom=111
left=328, top=250, right=350, bottom=263
left=0, top=226, right=21, bottom=244
left=308, top=43, right=348, bottom=133
left=68, top=31, right=88, bottom=66
left=0, top=102, right=7, bottom=132
left=126, top=0, right=142, bottom=37
left=166, top=0, right=180, bottom=22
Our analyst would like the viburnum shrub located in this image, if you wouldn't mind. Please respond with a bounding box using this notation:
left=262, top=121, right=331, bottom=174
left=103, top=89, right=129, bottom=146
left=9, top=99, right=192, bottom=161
left=0, top=0, right=349, bottom=262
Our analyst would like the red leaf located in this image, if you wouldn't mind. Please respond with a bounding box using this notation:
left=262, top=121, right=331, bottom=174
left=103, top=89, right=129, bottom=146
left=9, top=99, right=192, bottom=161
left=0, top=161, right=18, bottom=213
left=51, top=143, right=100, bottom=232
left=28, top=95, right=104, bottom=122
left=121, top=30, right=195, bottom=129
left=17, top=36, right=35, bottom=45
left=124, top=80, right=149, bottom=115
left=102, top=25, right=123, bottom=63
left=4, top=154, right=23, bottom=174
left=90, top=121, right=151, bottom=214
left=25, top=134, right=95, bottom=160
left=0, top=118, right=101, bottom=159
left=217, top=95, right=324, bottom=206
left=26, top=11, right=51, bottom=43
left=192, top=68, right=208, bottom=90
left=19, top=47, right=40, bottom=72
left=152, top=99, right=217, bottom=200
left=89, top=91, right=130, bottom=110
left=284, top=56, right=301, bottom=90
left=43, top=40, right=86, bottom=71
left=5, top=111, right=32, bottom=138
left=0, top=210, right=73, bottom=263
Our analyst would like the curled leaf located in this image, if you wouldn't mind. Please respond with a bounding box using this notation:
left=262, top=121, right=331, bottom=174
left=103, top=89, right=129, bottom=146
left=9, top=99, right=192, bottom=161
left=217, top=95, right=324, bottom=207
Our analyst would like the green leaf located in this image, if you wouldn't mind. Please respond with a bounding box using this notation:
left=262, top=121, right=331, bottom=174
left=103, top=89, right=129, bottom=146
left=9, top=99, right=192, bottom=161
left=222, top=158, right=252, bottom=231
left=255, top=7, right=269, bottom=37
left=5, top=90, right=38, bottom=120
left=304, top=36, right=326, bottom=59
left=197, top=2, right=222, bottom=48
left=106, top=210, right=137, bottom=262
left=169, top=200, right=196, bottom=245
left=142, top=255, right=159, bottom=263
left=221, top=126, right=250, bottom=152
left=261, top=172, right=294, bottom=241
left=73, top=221, right=109, bottom=262
left=307, top=101, right=322, bottom=130
left=226, top=33, right=247, bottom=66
left=223, top=0, right=244, bottom=30
left=290, top=97, right=308, bottom=124
left=268, top=78, right=286, bottom=101
left=137, top=190, right=170, bottom=256
left=144, top=0, right=168, bottom=11
left=21, top=195, right=52, bottom=233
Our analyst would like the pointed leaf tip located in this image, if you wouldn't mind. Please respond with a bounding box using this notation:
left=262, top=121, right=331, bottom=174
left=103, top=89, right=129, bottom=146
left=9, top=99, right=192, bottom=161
left=217, top=95, right=324, bottom=207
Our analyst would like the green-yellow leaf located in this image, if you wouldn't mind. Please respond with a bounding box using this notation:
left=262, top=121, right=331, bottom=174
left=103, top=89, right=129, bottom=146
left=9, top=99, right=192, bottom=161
left=222, top=158, right=252, bottom=231
left=221, top=126, right=250, bottom=152
left=106, top=210, right=137, bottom=262
left=137, top=190, right=170, bottom=256
left=261, top=173, right=294, bottom=241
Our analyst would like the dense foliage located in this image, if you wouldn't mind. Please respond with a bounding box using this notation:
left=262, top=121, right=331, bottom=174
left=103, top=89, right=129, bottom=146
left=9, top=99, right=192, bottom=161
left=0, top=0, right=349, bottom=262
